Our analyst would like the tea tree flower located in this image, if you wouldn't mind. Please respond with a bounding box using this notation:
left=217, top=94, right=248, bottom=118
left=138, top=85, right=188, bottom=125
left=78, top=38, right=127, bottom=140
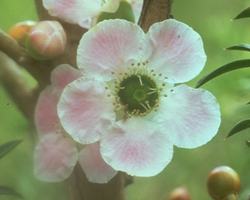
left=42, top=0, right=143, bottom=28
left=57, top=19, right=221, bottom=177
left=34, top=64, right=117, bottom=183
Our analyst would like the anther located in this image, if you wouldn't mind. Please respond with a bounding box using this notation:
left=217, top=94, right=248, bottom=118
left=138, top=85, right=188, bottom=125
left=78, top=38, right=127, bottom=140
left=147, top=91, right=157, bottom=95
left=140, top=103, right=148, bottom=111
left=145, top=101, right=151, bottom=109
left=137, top=75, right=143, bottom=86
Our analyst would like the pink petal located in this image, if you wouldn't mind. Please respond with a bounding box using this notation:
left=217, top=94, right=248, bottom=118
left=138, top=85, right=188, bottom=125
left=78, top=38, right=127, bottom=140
left=157, top=85, right=221, bottom=148
left=148, top=19, right=207, bottom=83
left=79, top=143, right=117, bottom=183
left=51, top=64, right=82, bottom=90
left=57, top=78, right=115, bottom=144
left=100, top=118, right=173, bottom=176
left=43, top=0, right=101, bottom=28
left=77, top=19, right=151, bottom=80
left=35, top=86, right=60, bottom=135
left=35, top=65, right=81, bottom=135
left=34, top=134, right=78, bottom=182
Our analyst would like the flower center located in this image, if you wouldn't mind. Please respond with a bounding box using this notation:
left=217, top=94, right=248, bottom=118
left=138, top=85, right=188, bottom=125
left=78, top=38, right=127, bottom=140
left=117, top=74, right=159, bottom=115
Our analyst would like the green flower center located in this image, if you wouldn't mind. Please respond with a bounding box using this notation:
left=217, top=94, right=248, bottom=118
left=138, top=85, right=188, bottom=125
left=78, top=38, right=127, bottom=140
left=118, top=75, right=159, bottom=115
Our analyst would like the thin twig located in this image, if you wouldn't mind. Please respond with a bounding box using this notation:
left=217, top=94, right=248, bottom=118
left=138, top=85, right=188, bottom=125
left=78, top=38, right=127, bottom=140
left=0, top=51, right=39, bottom=120
left=139, top=0, right=173, bottom=31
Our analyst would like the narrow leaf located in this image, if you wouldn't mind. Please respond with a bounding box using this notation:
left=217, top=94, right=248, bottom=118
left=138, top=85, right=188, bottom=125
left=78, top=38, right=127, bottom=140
left=246, top=140, right=250, bottom=147
left=196, top=59, right=250, bottom=88
left=0, top=140, right=22, bottom=159
left=0, top=186, right=22, bottom=198
left=227, top=119, right=250, bottom=138
left=234, top=7, right=250, bottom=19
left=226, top=44, right=250, bottom=52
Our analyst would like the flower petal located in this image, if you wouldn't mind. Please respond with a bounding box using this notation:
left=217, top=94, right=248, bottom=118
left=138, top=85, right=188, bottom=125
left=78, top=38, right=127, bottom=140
left=79, top=143, right=117, bottom=183
left=77, top=19, right=151, bottom=80
left=100, top=118, right=173, bottom=176
left=35, top=86, right=60, bottom=135
left=42, top=0, right=102, bottom=28
left=127, top=0, right=143, bottom=23
left=34, top=134, right=78, bottom=182
left=148, top=19, right=207, bottom=83
left=35, top=65, right=81, bottom=136
left=157, top=85, right=221, bottom=148
left=51, top=64, right=82, bottom=90
left=57, top=78, right=115, bottom=144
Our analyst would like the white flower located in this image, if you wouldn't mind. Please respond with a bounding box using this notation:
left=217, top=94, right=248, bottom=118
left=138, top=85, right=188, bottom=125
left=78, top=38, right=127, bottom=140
left=57, top=19, right=221, bottom=177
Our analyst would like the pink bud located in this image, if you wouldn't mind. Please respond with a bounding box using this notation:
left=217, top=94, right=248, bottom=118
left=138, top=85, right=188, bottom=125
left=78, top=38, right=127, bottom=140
left=207, top=166, right=240, bottom=200
left=168, top=187, right=191, bottom=200
left=26, top=21, right=66, bottom=60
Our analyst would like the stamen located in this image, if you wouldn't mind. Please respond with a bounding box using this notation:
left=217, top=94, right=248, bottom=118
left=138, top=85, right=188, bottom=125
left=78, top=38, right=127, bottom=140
left=145, top=101, right=151, bottom=110
left=140, top=103, right=148, bottom=111
left=147, top=90, right=158, bottom=95
left=149, top=87, right=157, bottom=91
left=137, top=75, right=143, bottom=86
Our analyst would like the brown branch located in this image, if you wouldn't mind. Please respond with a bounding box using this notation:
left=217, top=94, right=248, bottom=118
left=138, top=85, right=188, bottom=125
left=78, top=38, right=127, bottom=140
left=0, top=51, right=39, bottom=120
left=69, top=165, right=125, bottom=200
left=0, top=30, right=26, bottom=61
left=139, top=0, right=173, bottom=31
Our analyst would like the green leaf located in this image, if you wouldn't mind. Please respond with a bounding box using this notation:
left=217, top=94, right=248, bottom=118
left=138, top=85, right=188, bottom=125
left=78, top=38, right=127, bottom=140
left=0, top=186, right=22, bottom=198
left=0, top=140, right=22, bottom=159
left=97, top=1, right=135, bottom=23
left=234, top=7, right=250, bottom=19
left=246, top=140, right=250, bottom=147
left=227, top=119, right=250, bottom=138
left=226, top=44, right=250, bottom=52
left=196, top=59, right=250, bottom=88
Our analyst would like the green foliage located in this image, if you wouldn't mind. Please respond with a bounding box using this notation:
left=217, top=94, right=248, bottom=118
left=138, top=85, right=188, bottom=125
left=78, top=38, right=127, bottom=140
left=196, top=59, right=250, bottom=88
left=0, top=140, right=22, bottom=198
left=234, top=7, right=250, bottom=19
left=227, top=119, right=250, bottom=138
left=0, top=186, right=22, bottom=198
left=0, top=140, right=21, bottom=159
left=226, top=44, right=250, bottom=52
left=97, top=1, right=135, bottom=23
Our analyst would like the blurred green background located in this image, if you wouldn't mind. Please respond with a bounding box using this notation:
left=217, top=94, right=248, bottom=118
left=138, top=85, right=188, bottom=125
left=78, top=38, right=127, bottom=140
left=0, top=0, right=250, bottom=200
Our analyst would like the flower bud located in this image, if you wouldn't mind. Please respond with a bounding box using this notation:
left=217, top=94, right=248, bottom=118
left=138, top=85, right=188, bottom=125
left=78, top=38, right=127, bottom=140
left=207, top=166, right=240, bottom=200
left=26, top=21, right=67, bottom=60
left=8, top=20, right=36, bottom=45
left=168, top=187, right=191, bottom=200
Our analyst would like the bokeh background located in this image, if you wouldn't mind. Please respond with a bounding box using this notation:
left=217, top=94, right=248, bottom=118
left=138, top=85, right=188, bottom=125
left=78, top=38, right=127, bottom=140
left=0, top=0, right=250, bottom=199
